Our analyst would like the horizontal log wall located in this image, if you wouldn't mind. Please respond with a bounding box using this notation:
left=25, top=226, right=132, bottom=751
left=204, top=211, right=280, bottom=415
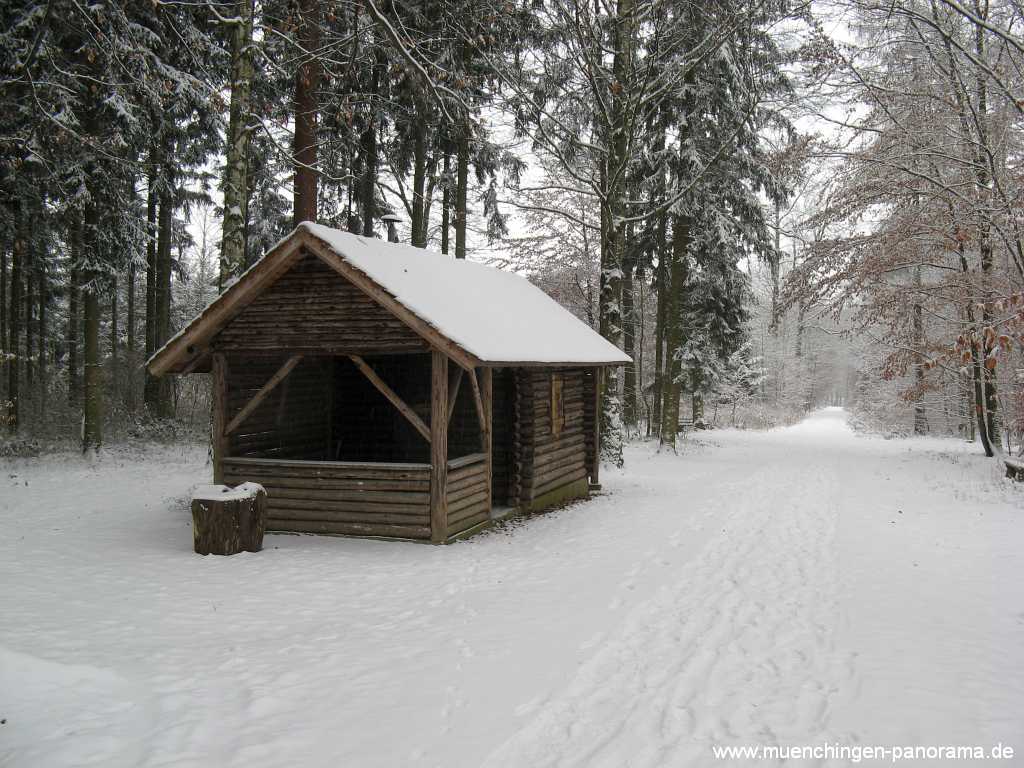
left=446, top=453, right=489, bottom=537
left=225, top=356, right=331, bottom=460
left=222, top=457, right=432, bottom=540
left=516, top=368, right=590, bottom=510
left=582, top=368, right=598, bottom=482
left=214, top=250, right=427, bottom=355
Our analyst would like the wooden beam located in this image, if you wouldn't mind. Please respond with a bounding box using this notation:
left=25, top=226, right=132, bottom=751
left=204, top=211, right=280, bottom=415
left=211, top=353, right=228, bottom=484
left=430, top=351, right=449, bottom=544
left=447, top=366, right=464, bottom=424
left=180, top=350, right=210, bottom=376
left=479, top=367, right=493, bottom=515
left=225, top=354, right=304, bottom=436
left=468, top=369, right=486, bottom=436
left=349, top=354, right=431, bottom=443
left=274, top=371, right=292, bottom=426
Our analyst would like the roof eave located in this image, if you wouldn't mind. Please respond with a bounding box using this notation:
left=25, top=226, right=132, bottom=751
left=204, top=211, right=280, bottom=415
left=477, top=359, right=629, bottom=368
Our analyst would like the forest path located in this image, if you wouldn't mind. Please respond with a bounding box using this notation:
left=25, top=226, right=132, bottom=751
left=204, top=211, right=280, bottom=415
left=480, top=409, right=1024, bottom=767
left=1, top=411, right=1022, bottom=768
left=482, top=415, right=852, bottom=767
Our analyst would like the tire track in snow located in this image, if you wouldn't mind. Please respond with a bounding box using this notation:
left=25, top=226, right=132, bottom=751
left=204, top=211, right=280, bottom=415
left=482, top=455, right=857, bottom=768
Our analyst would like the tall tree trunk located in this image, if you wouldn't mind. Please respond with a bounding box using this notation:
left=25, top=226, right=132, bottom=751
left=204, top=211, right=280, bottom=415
left=361, top=119, right=377, bottom=237
left=126, top=259, right=136, bottom=413
left=154, top=173, right=174, bottom=419
left=6, top=203, right=24, bottom=433
left=660, top=213, right=689, bottom=448
left=221, top=0, right=256, bottom=280
left=769, top=198, right=781, bottom=330
left=83, top=282, right=101, bottom=450
left=1, top=239, right=7, bottom=387
left=144, top=160, right=158, bottom=411
left=293, top=0, right=320, bottom=226
left=422, top=152, right=439, bottom=245
left=972, top=0, right=999, bottom=446
left=621, top=244, right=637, bottom=431
left=795, top=301, right=805, bottom=359
left=37, top=248, right=46, bottom=417
left=411, top=118, right=428, bottom=247
left=454, top=131, right=469, bottom=259
left=652, top=210, right=668, bottom=437
left=937, top=3, right=998, bottom=454
left=440, top=151, right=451, bottom=255
left=24, top=220, right=34, bottom=395
left=970, top=348, right=994, bottom=456
left=110, top=277, right=119, bottom=406
left=597, top=0, right=636, bottom=466
left=912, top=266, right=927, bottom=435
left=82, top=202, right=102, bottom=452
left=955, top=236, right=995, bottom=456
left=68, top=220, right=81, bottom=407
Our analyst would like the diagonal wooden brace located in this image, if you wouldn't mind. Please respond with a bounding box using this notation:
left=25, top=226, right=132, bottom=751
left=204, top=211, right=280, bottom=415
left=447, top=366, right=464, bottom=424
left=349, top=355, right=431, bottom=443
left=224, top=354, right=304, bottom=436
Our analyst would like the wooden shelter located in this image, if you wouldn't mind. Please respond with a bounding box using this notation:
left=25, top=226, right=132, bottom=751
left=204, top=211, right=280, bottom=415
left=148, top=223, right=628, bottom=543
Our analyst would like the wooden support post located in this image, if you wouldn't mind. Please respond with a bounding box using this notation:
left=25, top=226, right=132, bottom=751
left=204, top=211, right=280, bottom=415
left=211, top=352, right=228, bottom=484
left=224, top=353, right=303, bottom=436
left=480, top=367, right=493, bottom=514
left=430, top=350, right=449, bottom=543
left=447, top=366, right=464, bottom=423
left=591, top=367, right=602, bottom=488
left=350, top=354, right=431, bottom=443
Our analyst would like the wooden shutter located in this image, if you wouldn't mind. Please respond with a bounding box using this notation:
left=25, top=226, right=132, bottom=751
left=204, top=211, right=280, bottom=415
left=550, top=373, right=564, bottom=436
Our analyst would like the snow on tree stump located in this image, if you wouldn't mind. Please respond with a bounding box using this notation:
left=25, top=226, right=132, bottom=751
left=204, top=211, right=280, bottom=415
left=190, top=483, right=266, bottom=556
left=1006, top=458, right=1024, bottom=482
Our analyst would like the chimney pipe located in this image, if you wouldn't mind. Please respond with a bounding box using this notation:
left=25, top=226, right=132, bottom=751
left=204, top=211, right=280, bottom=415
left=381, top=213, right=402, bottom=243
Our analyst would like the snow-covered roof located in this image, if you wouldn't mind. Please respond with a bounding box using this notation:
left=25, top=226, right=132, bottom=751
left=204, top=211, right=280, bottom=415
left=298, top=223, right=628, bottom=365
left=148, top=223, right=628, bottom=375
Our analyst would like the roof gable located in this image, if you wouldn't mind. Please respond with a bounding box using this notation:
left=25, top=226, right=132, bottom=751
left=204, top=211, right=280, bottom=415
left=216, top=252, right=428, bottom=355
left=148, top=223, right=629, bottom=375
left=298, top=224, right=629, bottom=366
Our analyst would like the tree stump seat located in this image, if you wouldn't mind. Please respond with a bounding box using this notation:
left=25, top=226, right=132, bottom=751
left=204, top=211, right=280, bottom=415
left=1006, top=458, right=1024, bottom=482
left=190, top=482, right=266, bottom=555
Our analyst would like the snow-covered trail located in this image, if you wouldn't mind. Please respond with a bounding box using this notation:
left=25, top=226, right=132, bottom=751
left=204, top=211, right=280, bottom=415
left=1, top=410, right=1022, bottom=767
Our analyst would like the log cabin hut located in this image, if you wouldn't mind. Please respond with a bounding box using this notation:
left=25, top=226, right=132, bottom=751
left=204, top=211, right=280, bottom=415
left=148, top=223, right=629, bottom=543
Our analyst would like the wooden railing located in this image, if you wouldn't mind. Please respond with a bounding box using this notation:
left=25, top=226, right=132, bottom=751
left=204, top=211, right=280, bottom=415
left=222, top=456, right=432, bottom=540
left=446, top=453, right=489, bottom=536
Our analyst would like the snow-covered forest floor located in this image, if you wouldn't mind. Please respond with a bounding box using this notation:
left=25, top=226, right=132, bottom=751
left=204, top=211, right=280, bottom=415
left=2, top=409, right=1022, bottom=768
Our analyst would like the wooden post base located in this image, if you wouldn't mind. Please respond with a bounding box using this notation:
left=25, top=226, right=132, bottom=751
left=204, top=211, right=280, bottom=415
left=191, top=483, right=267, bottom=555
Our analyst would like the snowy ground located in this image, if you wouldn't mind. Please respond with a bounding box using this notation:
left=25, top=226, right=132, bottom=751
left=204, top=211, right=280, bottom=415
left=2, top=409, right=1022, bottom=767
